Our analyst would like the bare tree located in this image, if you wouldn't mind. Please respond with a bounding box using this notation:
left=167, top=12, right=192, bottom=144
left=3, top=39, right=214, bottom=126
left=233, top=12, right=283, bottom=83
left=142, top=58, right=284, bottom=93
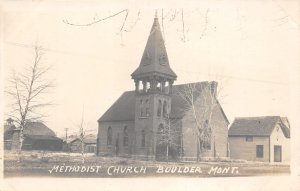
left=5, top=44, right=54, bottom=156
left=156, top=119, right=182, bottom=162
left=175, top=81, right=224, bottom=161
left=63, top=9, right=213, bottom=45
left=77, top=108, right=87, bottom=164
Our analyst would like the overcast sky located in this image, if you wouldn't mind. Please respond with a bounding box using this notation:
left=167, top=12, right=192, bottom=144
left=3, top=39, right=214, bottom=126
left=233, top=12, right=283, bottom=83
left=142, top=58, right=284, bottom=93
left=1, top=0, right=299, bottom=139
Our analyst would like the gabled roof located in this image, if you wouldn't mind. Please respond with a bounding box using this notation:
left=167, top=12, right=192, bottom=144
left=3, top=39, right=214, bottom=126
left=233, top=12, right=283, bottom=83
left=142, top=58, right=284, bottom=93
left=98, top=82, right=229, bottom=124
left=131, top=17, right=177, bottom=80
left=25, top=134, right=62, bottom=141
left=228, top=116, right=290, bottom=138
left=23, top=122, right=56, bottom=136
left=6, top=122, right=56, bottom=136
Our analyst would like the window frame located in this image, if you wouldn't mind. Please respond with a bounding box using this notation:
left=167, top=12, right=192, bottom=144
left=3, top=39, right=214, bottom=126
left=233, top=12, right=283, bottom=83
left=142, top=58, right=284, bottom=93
left=157, top=100, right=162, bottom=117
left=245, top=136, right=253, bottom=142
left=141, top=130, right=146, bottom=147
left=256, top=145, right=264, bottom=158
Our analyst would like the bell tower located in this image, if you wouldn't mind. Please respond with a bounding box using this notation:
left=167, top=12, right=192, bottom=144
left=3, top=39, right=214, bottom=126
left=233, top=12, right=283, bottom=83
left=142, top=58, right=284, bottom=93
left=131, top=14, right=177, bottom=160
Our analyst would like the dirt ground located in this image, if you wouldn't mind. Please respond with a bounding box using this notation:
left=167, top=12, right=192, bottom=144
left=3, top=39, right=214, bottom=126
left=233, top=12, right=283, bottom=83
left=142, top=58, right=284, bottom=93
left=3, top=150, right=290, bottom=178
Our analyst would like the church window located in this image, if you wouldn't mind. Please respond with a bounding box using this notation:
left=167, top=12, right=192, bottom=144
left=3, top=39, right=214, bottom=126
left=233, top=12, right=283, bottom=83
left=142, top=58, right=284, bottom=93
left=140, top=99, right=144, bottom=117
left=107, top=127, right=112, bottom=146
left=141, top=130, right=146, bottom=147
left=145, top=99, right=150, bottom=117
left=163, top=101, right=168, bottom=117
left=123, top=126, right=128, bottom=146
left=157, top=100, right=162, bottom=117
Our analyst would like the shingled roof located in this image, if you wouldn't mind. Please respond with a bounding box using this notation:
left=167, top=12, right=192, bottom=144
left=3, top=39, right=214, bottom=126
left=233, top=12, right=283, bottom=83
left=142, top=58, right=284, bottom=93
left=131, top=16, right=177, bottom=80
left=5, top=121, right=60, bottom=141
left=98, top=82, right=229, bottom=123
left=23, top=122, right=56, bottom=136
left=228, top=116, right=290, bottom=138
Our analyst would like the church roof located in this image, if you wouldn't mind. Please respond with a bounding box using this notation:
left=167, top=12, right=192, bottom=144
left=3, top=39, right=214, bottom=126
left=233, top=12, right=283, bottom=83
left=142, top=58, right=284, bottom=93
left=98, top=82, right=229, bottom=123
left=131, top=17, right=177, bottom=80
left=228, top=116, right=290, bottom=138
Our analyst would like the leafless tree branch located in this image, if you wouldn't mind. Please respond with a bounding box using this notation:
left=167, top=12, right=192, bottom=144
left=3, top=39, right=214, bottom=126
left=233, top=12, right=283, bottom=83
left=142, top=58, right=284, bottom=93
left=63, top=9, right=129, bottom=27
left=5, top=44, right=54, bottom=156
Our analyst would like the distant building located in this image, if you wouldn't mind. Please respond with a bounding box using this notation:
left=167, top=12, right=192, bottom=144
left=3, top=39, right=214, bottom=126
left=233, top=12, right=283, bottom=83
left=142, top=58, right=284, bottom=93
left=4, top=118, right=15, bottom=150
left=69, top=135, right=97, bottom=153
left=228, top=116, right=290, bottom=163
left=6, top=121, right=63, bottom=151
left=97, top=15, right=229, bottom=161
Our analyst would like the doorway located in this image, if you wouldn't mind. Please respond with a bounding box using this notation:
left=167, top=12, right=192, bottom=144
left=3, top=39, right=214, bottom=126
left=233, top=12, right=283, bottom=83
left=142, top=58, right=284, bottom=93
left=274, top=145, right=282, bottom=162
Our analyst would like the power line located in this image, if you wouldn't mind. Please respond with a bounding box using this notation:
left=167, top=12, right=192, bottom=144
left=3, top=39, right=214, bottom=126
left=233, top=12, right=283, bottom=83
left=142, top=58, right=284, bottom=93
left=175, top=69, right=288, bottom=86
left=6, top=41, right=288, bottom=86
left=64, top=128, right=69, bottom=141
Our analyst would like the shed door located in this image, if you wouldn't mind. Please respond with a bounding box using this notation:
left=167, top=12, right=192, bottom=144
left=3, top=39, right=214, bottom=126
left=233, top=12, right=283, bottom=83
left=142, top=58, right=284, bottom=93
left=274, top=145, right=282, bottom=162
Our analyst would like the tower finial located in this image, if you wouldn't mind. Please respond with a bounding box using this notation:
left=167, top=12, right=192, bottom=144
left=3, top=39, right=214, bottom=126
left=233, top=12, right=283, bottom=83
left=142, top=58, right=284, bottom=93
left=155, top=10, right=158, bottom=19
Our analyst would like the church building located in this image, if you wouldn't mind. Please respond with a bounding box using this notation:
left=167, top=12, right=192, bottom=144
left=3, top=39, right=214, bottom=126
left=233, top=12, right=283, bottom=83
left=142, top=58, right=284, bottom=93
left=97, top=15, right=229, bottom=161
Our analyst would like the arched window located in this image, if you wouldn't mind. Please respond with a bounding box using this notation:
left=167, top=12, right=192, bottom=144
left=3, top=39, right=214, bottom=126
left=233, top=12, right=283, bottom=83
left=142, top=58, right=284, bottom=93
left=141, top=130, right=146, bottom=147
left=140, top=99, right=144, bottom=117
left=123, top=126, right=128, bottom=146
left=157, top=100, right=162, bottom=117
left=145, top=99, right=150, bottom=117
left=107, top=127, right=112, bottom=146
left=163, top=101, right=168, bottom=117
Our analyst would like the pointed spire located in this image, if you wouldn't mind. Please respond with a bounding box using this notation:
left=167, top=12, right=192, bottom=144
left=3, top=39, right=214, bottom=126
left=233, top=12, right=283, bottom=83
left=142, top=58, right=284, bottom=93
left=131, top=14, right=177, bottom=80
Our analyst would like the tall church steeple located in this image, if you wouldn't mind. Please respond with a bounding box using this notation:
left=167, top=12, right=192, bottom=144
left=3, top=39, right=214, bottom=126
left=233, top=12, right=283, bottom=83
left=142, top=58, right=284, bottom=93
left=132, top=15, right=177, bottom=95
left=132, top=14, right=177, bottom=160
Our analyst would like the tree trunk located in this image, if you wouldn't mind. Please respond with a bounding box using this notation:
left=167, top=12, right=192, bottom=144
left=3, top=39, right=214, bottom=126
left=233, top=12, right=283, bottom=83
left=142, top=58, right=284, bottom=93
left=17, top=125, right=25, bottom=162
left=196, top=137, right=199, bottom=162
left=166, top=142, right=169, bottom=163
left=81, top=140, right=85, bottom=164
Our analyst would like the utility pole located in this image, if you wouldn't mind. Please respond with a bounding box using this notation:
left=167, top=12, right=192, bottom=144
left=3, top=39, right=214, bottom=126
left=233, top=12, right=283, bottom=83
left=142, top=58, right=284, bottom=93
left=65, top=128, right=69, bottom=142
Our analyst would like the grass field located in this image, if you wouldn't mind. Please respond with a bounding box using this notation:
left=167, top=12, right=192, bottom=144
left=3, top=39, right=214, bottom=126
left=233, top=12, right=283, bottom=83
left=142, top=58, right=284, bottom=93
left=3, top=150, right=290, bottom=178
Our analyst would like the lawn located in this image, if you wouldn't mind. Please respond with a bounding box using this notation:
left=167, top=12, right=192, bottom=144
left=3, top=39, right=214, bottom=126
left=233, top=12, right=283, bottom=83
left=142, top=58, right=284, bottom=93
left=3, top=150, right=290, bottom=178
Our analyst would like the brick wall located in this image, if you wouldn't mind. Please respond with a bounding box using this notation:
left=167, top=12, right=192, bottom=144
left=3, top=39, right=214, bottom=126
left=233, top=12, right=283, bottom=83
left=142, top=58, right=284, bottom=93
left=181, top=88, right=229, bottom=160
left=97, top=121, right=134, bottom=157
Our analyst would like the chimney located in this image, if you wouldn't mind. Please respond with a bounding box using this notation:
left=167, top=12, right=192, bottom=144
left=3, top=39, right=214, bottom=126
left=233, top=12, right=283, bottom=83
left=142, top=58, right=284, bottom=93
left=210, top=81, right=218, bottom=98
